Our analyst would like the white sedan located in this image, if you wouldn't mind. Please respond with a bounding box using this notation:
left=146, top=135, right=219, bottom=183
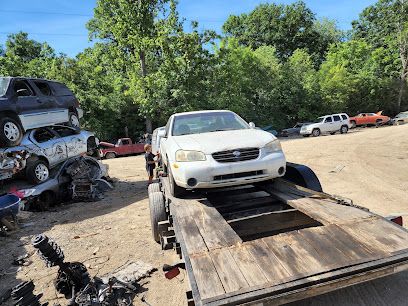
left=160, top=110, right=286, bottom=197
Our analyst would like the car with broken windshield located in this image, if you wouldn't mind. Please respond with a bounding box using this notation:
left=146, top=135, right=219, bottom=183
left=0, top=77, right=83, bottom=147
left=160, top=110, right=286, bottom=197
left=0, top=125, right=98, bottom=184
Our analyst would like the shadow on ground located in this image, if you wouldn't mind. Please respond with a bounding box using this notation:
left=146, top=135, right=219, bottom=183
left=0, top=179, right=148, bottom=304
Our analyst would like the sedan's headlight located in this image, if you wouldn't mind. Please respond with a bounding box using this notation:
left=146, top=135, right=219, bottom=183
left=175, top=150, right=206, bottom=162
left=263, top=139, right=282, bottom=153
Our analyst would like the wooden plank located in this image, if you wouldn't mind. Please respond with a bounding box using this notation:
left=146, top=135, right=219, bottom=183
left=189, top=253, right=225, bottom=300
left=210, top=248, right=249, bottom=293
left=229, top=245, right=269, bottom=287
left=174, top=207, right=208, bottom=254
left=340, top=218, right=408, bottom=254
left=203, top=254, right=408, bottom=305
left=185, top=200, right=242, bottom=250
left=246, top=241, right=292, bottom=285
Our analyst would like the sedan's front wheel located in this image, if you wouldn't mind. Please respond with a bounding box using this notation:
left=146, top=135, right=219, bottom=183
left=26, top=159, right=50, bottom=184
left=0, top=116, right=23, bottom=147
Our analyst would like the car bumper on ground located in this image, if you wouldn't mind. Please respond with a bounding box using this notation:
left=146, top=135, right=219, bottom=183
left=170, top=151, right=286, bottom=189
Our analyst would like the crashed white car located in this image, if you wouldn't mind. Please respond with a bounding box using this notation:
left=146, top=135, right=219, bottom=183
left=160, top=110, right=286, bottom=196
left=0, top=125, right=98, bottom=184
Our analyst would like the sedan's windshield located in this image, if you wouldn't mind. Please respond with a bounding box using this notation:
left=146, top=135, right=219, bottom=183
left=172, top=112, right=249, bottom=136
left=0, top=77, right=9, bottom=96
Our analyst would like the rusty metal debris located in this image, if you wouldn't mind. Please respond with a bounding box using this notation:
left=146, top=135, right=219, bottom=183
left=32, top=234, right=90, bottom=301
left=31, top=234, right=147, bottom=306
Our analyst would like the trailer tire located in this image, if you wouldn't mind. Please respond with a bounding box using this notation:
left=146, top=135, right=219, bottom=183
left=148, top=182, right=161, bottom=194
left=149, top=191, right=167, bottom=242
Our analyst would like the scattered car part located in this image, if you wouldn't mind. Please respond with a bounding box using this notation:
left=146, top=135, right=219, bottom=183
left=11, top=281, right=46, bottom=306
left=0, top=149, right=30, bottom=180
left=32, top=234, right=90, bottom=300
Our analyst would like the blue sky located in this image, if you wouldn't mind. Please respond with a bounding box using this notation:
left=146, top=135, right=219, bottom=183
left=0, top=0, right=376, bottom=57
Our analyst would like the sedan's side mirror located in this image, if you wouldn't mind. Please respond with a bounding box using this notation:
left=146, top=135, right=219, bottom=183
left=249, top=122, right=256, bottom=129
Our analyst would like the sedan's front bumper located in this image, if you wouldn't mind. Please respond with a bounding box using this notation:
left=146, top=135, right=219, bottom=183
left=170, top=150, right=286, bottom=189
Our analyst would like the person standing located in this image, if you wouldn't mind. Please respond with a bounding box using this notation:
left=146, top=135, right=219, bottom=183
left=144, top=144, right=157, bottom=186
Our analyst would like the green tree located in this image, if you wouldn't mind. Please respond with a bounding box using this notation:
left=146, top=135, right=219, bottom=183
left=222, top=1, right=340, bottom=63
left=88, top=0, right=181, bottom=132
left=353, top=0, right=408, bottom=112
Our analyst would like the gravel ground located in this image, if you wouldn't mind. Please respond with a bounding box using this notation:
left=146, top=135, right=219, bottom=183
left=0, top=124, right=407, bottom=305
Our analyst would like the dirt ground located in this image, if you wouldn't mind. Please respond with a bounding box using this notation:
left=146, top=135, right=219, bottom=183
left=1, top=124, right=407, bottom=305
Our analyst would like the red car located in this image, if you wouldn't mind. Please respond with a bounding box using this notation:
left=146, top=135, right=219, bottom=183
left=349, top=111, right=390, bottom=128
left=100, top=138, right=145, bottom=159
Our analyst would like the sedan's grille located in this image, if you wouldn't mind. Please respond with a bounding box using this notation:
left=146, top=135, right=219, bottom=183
left=214, top=170, right=264, bottom=181
left=212, top=148, right=259, bottom=163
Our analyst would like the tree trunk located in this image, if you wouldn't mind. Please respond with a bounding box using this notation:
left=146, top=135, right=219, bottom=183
left=139, top=50, right=153, bottom=133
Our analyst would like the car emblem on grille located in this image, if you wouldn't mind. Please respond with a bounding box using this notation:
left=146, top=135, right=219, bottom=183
left=232, top=150, right=241, bottom=158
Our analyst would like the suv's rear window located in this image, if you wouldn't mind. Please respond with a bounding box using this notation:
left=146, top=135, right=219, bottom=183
left=34, top=81, right=53, bottom=96
left=49, top=81, right=74, bottom=96
left=0, top=77, right=9, bottom=96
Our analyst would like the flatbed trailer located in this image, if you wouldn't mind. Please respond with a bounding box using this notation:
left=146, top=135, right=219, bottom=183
left=148, top=164, right=408, bottom=305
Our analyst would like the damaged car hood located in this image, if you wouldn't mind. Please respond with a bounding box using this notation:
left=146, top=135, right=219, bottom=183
left=172, top=129, right=276, bottom=154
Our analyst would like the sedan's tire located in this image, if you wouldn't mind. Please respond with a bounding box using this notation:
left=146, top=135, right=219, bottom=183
left=105, top=152, right=116, bottom=159
left=68, top=112, right=81, bottom=128
left=26, top=159, right=50, bottom=184
left=168, top=167, right=185, bottom=198
left=0, top=116, right=23, bottom=147
left=148, top=182, right=161, bottom=194
left=149, top=191, right=167, bottom=242
left=350, top=121, right=356, bottom=128
left=340, top=125, right=349, bottom=134
left=312, top=129, right=320, bottom=137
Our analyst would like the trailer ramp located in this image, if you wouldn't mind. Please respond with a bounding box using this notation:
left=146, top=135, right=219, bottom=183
left=162, top=178, right=408, bottom=305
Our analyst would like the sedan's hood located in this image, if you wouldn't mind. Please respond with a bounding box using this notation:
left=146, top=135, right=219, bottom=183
left=172, top=129, right=275, bottom=154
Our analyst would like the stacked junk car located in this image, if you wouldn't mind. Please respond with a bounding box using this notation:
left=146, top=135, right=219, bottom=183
left=0, top=77, right=112, bottom=225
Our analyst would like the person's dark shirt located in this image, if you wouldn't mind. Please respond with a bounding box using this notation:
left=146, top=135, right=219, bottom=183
left=145, top=152, right=156, bottom=169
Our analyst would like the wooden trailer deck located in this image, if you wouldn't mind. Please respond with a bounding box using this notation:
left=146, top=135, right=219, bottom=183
left=161, top=178, right=408, bottom=305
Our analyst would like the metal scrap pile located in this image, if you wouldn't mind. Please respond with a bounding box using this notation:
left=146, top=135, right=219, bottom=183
left=15, top=235, right=143, bottom=306
left=65, top=156, right=112, bottom=202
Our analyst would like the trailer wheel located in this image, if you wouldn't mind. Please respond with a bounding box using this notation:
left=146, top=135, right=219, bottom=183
left=148, top=182, right=161, bottom=194
left=149, top=191, right=167, bottom=242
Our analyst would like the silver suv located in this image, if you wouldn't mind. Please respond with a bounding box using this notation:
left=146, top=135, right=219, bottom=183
left=300, top=113, right=351, bottom=137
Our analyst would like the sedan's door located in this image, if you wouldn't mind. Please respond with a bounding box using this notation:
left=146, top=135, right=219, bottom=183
left=48, top=126, right=87, bottom=158
left=29, top=128, right=68, bottom=167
